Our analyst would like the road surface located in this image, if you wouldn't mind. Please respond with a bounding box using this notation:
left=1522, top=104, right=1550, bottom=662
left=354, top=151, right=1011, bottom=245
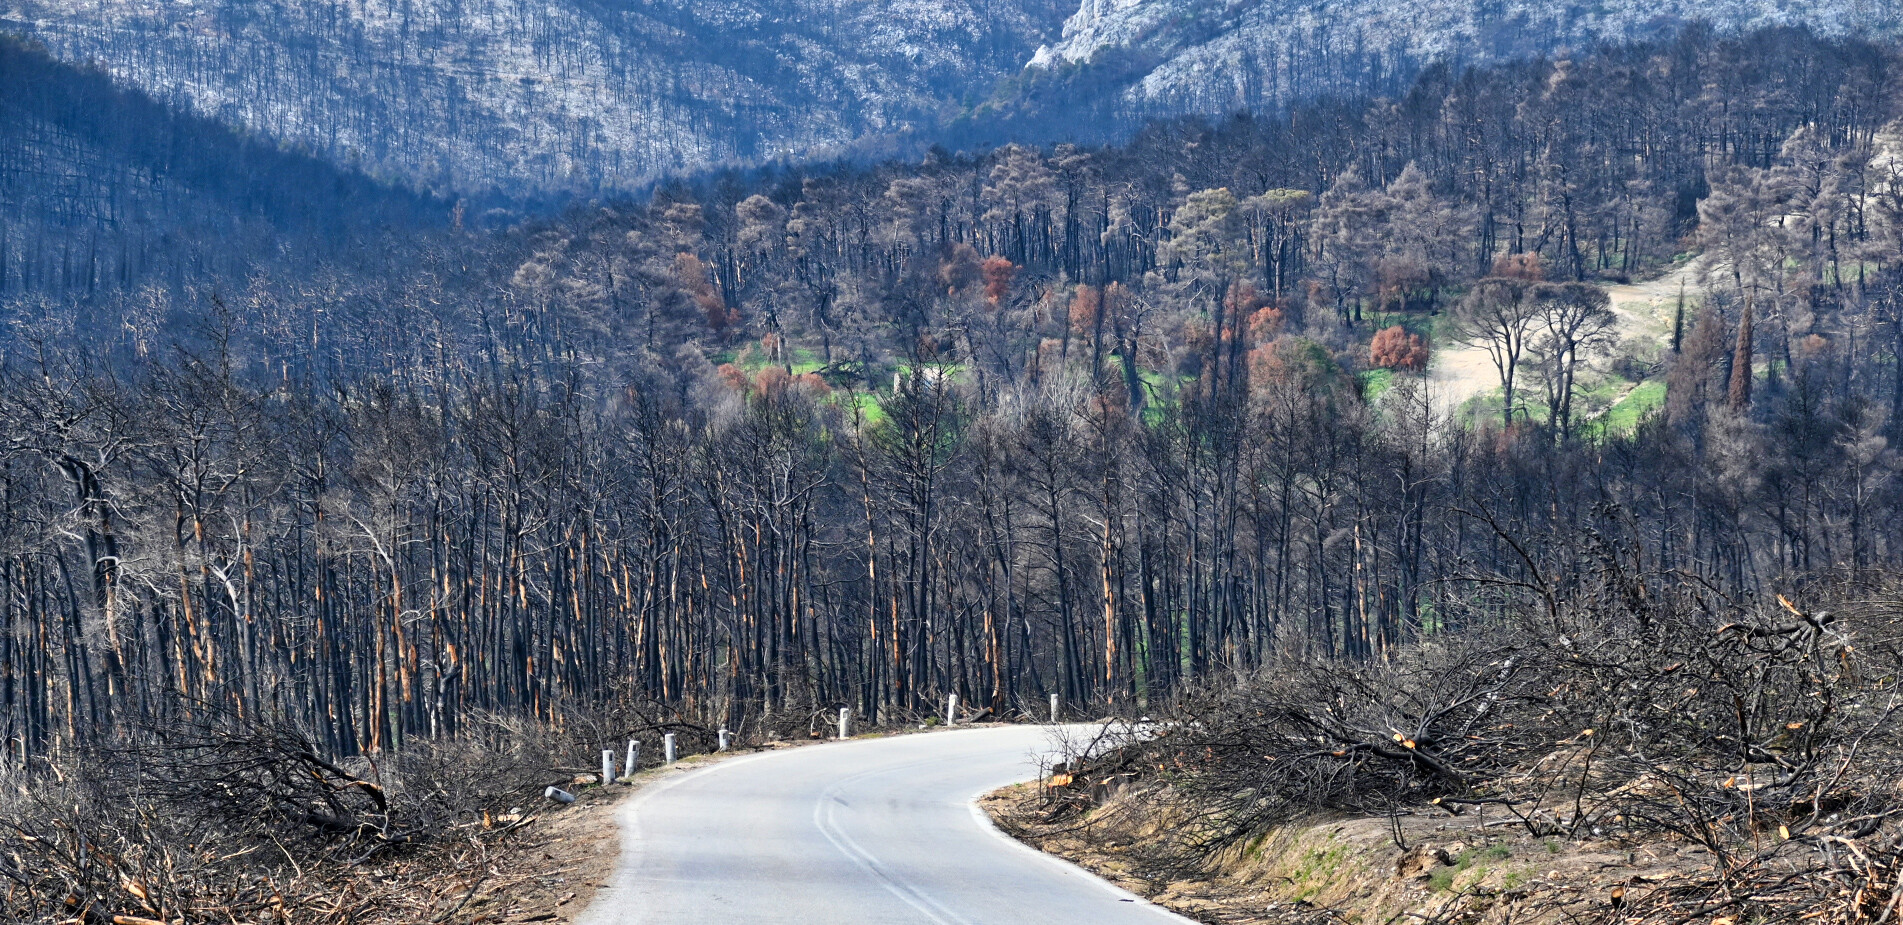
left=578, top=724, right=1191, bottom=924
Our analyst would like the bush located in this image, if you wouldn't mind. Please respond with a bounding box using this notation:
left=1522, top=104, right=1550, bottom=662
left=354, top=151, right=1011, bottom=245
left=1369, top=325, right=1430, bottom=371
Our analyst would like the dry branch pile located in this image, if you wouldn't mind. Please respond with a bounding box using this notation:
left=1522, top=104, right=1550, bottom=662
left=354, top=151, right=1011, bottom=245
left=1037, top=575, right=1903, bottom=924
left=0, top=704, right=697, bottom=925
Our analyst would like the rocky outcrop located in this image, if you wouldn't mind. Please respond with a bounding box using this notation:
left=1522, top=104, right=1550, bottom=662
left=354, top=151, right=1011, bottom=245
left=1025, top=0, right=1903, bottom=115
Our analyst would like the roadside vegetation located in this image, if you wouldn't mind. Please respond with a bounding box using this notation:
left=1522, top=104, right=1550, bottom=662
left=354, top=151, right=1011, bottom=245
left=1001, top=574, right=1903, bottom=923
left=0, top=701, right=878, bottom=924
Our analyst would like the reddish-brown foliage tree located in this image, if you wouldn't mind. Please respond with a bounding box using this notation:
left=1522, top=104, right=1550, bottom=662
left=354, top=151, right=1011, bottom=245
left=796, top=372, right=831, bottom=395
left=1224, top=282, right=1266, bottom=343
left=982, top=255, right=1016, bottom=305
left=1068, top=284, right=1101, bottom=336
left=747, top=367, right=831, bottom=409
left=1247, top=304, right=1285, bottom=345
left=676, top=252, right=736, bottom=332
left=1491, top=252, right=1545, bottom=281
left=755, top=365, right=793, bottom=398
left=1248, top=338, right=1340, bottom=394
left=938, top=242, right=983, bottom=294
left=1370, top=325, right=1431, bottom=371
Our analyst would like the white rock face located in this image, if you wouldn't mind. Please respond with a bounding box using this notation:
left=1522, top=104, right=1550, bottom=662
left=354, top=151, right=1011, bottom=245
left=3, top=0, right=1071, bottom=195
left=1030, top=0, right=1903, bottom=112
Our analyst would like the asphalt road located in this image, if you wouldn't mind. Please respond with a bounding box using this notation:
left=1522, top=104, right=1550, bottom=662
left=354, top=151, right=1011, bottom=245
left=577, top=724, right=1192, bottom=924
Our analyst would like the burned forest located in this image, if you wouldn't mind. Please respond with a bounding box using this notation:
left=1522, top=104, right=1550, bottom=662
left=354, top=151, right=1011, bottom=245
left=1, top=22, right=1903, bottom=925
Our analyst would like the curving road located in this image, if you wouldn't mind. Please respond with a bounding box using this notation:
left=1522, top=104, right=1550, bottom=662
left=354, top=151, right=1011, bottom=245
left=577, top=724, right=1191, bottom=925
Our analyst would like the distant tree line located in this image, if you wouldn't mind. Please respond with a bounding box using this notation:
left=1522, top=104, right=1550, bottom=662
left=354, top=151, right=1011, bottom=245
left=1, top=27, right=1899, bottom=765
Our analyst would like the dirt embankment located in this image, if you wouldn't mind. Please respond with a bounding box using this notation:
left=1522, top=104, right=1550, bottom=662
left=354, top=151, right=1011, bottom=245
left=425, top=780, right=622, bottom=925
left=986, top=783, right=1703, bottom=925
left=0, top=722, right=837, bottom=925
left=982, top=578, right=1903, bottom=925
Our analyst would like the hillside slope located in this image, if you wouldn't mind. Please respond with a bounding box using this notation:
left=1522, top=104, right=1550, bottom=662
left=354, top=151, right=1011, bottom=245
left=2, top=0, right=1070, bottom=197
left=0, top=35, right=440, bottom=299
left=1016, top=0, right=1903, bottom=122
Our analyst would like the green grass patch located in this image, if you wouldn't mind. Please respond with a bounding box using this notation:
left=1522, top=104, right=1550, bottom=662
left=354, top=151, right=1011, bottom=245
left=1287, top=839, right=1352, bottom=901
left=1358, top=368, right=1394, bottom=402
left=1130, top=362, right=1196, bottom=426
left=1597, top=379, right=1666, bottom=434
left=839, top=390, right=887, bottom=428
left=1454, top=388, right=1509, bottom=428
left=1137, top=367, right=1182, bottom=392
left=1456, top=375, right=1664, bottom=438
left=787, top=346, right=826, bottom=373
left=725, top=344, right=829, bottom=376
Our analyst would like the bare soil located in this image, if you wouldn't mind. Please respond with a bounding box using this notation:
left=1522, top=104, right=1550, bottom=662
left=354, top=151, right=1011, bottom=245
left=1426, top=261, right=1697, bottom=419
left=983, top=781, right=1710, bottom=925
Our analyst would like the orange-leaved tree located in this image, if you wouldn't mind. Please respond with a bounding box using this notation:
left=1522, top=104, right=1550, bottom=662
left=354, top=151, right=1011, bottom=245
left=1370, top=325, right=1430, bottom=371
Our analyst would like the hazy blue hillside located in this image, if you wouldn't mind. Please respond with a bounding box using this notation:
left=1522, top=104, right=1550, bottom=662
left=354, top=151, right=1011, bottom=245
left=0, top=35, right=442, bottom=299
left=9, top=0, right=1901, bottom=196
left=3, top=0, right=1071, bottom=197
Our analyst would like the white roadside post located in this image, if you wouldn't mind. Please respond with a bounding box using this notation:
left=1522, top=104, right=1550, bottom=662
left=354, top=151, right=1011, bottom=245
left=718, top=727, right=731, bottom=751
left=601, top=748, right=615, bottom=784
left=945, top=693, right=958, bottom=726
left=625, top=739, right=639, bottom=780
left=1050, top=693, right=1059, bottom=724
left=664, top=732, right=677, bottom=764
left=838, top=707, right=851, bottom=740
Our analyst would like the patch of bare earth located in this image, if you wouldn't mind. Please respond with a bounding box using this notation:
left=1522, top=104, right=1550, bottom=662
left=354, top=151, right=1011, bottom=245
left=984, top=781, right=1722, bottom=925
left=1426, top=259, right=1696, bottom=419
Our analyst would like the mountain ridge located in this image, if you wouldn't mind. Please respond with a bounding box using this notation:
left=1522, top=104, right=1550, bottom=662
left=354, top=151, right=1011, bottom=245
left=1021, top=0, right=1903, bottom=119
left=2, top=0, right=1070, bottom=197
left=7, top=0, right=1903, bottom=198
